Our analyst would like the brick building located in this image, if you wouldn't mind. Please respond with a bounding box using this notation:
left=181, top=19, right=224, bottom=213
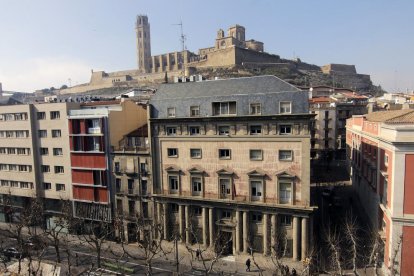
left=346, top=109, right=414, bottom=275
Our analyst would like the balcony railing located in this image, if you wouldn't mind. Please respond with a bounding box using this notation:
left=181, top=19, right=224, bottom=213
left=112, top=146, right=149, bottom=152
left=88, top=127, right=101, bottom=134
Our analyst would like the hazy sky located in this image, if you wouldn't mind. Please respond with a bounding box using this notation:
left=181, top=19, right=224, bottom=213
left=0, top=0, right=413, bottom=92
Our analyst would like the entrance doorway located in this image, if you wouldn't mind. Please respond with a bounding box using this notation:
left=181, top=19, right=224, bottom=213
left=217, top=231, right=233, bottom=256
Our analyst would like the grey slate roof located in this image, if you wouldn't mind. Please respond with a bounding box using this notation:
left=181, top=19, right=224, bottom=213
left=152, top=75, right=300, bottom=100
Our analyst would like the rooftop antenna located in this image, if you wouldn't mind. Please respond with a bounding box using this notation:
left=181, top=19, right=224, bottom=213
left=172, top=19, right=186, bottom=52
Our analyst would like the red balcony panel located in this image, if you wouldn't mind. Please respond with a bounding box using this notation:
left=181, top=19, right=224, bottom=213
left=73, top=186, right=94, bottom=201
left=71, top=153, right=106, bottom=169
left=72, top=169, right=94, bottom=184
left=95, top=188, right=109, bottom=203
left=80, top=119, right=86, bottom=134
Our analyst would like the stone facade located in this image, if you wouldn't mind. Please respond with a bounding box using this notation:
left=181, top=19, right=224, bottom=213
left=149, top=76, right=315, bottom=259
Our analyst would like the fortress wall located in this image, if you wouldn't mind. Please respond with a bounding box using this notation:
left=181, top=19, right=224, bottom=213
left=235, top=47, right=280, bottom=65
left=191, top=47, right=237, bottom=68
left=321, top=64, right=357, bottom=74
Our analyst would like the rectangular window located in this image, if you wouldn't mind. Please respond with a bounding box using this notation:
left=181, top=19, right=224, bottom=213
left=20, top=182, right=30, bottom=189
left=192, top=177, right=202, bottom=194
left=384, top=153, right=389, bottom=167
left=128, top=200, right=135, bottom=215
left=250, top=103, right=261, bottom=115
left=41, top=165, right=50, bottom=173
left=19, top=165, right=30, bottom=172
left=193, top=207, right=202, bottom=216
left=279, top=125, right=292, bottom=135
left=40, top=148, right=49, bottom=155
left=1, top=180, right=9, bottom=186
left=250, top=149, right=263, bottom=161
left=10, top=181, right=18, bottom=188
left=167, top=107, right=176, bottom=118
left=115, top=179, right=121, bottom=193
left=9, top=164, right=18, bottom=171
left=189, top=126, right=200, bottom=135
left=250, top=125, right=262, bottom=135
left=167, top=148, right=178, bottom=157
left=251, top=213, right=263, bottom=222
left=114, top=162, right=120, bottom=173
left=39, top=130, right=47, bottom=138
left=218, top=126, right=230, bottom=135
left=50, top=111, right=60, bottom=119
left=56, top=183, right=65, bottom=191
left=280, top=102, right=292, bottom=114
left=52, top=130, right=61, bottom=137
left=15, top=131, right=27, bottom=138
left=280, top=215, right=292, bottom=226
left=219, top=178, right=231, bottom=198
left=166, top=127, right=177, bottom=136
left=190, top=148, right=202, bottom=159
left=251, top=180, right=263, bottom=200
left=279, top=150, right=293, bottom=161
left=169, top=176, right=179, bottom=193
left=171, top=203, right=179, bottom=213
left=6, top=131, right=14, bottom=138
left=14, top=113, right=26, bottom=121
left=222, top=210, right=231, bottom=219
left=7, top=148, right=16, bottom=155
left=17, top=148, right=29, bottom=155
left=0, top=164, right=8, bottom=171
left=0, top=148, right=5, bottom=154
left=54, top=166, right=64, bottom=174
left=190, top=106, right=200, bottom=117
left=212, top=101, right=236, bottom=116
left=53, top=148, right=63, bottom=156
left=219, top=149, right=231, bottom=159
left=37, top=112, right=46, bottom=120
left=43, top=182, right=51, bottom=190
left=279, top=182, right=292, bottom=204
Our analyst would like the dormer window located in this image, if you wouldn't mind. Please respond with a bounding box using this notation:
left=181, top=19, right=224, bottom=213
left=167, top=107, right=176, bottom=118
left=212, top=102, right=236, bottom=116
left=279, top=102, right=291, bottom=114
left=250, top=103, right=261, bottom=115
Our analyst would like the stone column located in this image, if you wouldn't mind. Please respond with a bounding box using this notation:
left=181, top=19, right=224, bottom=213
left=235, top=210, right=241, bottom=254
left=243, top=211, right=249, bottom=254
left=123, top=221, right=129, bottom=244
left=301, top=217, right=308, bottom=260
left=292, top=216, right=299, bottom=260
left=271, top=214, right=277, bottom=255
left=263, top=213, right=269, bottom=256
left=163, top=203, right=168, bottom=240
left=185, top=205, right=190, bottom=243
left=209, top=208, right=215, bottom=248
left=178, top=205, right=184, bottom=242
left=202, top=207, right=208, bottom=247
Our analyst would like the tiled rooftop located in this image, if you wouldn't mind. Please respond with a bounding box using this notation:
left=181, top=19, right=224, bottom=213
left=365, top=109, right=414, bottom=123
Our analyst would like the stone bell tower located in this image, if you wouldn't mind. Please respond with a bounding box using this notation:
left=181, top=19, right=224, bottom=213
left=136, top=15, right=152, bottom=73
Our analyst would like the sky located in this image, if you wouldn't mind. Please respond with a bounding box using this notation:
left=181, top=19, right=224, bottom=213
left=0, top=0, right=413, bottom=93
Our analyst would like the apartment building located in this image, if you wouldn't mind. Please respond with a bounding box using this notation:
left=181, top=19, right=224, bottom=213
left=0, top=103, right=80, bottom=227
left=150, top=76, right=315, bottom=260
left=112, top=124, right=152, bottom=242
left=68, top=100, right=147, bottom=222
left=346, top=109, right=414, bottom=275
left=310, top=92, right=367, bottom=160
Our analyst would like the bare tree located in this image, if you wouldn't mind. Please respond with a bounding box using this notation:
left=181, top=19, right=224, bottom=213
left=114, top=212, right=170, bottom=276
left=77, top=218, right=113, bottom=268
left=325, top=225, right=344, bottom=276
left=389, top=234, right=403, bottom=276
left=42, top=199, right=73, bottom=263
left=344, top=215, right=359, bottom=276
left=184, top=218, right=230, bottom=275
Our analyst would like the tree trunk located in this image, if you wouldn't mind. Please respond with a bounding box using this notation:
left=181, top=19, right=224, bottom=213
left=54, top=242, right=61, bottom=263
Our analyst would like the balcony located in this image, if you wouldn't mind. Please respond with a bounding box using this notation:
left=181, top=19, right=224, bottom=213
left=88, top=127, right=101, bottom=134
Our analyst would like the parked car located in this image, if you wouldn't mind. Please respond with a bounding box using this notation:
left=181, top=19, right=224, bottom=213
left=24, top=236, right=47, bottom=250
left=3, top=247, right=25, bottom=259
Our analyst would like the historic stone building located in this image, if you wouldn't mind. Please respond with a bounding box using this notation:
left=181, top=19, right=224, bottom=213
left=149, top=75, right=315, bottom=259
